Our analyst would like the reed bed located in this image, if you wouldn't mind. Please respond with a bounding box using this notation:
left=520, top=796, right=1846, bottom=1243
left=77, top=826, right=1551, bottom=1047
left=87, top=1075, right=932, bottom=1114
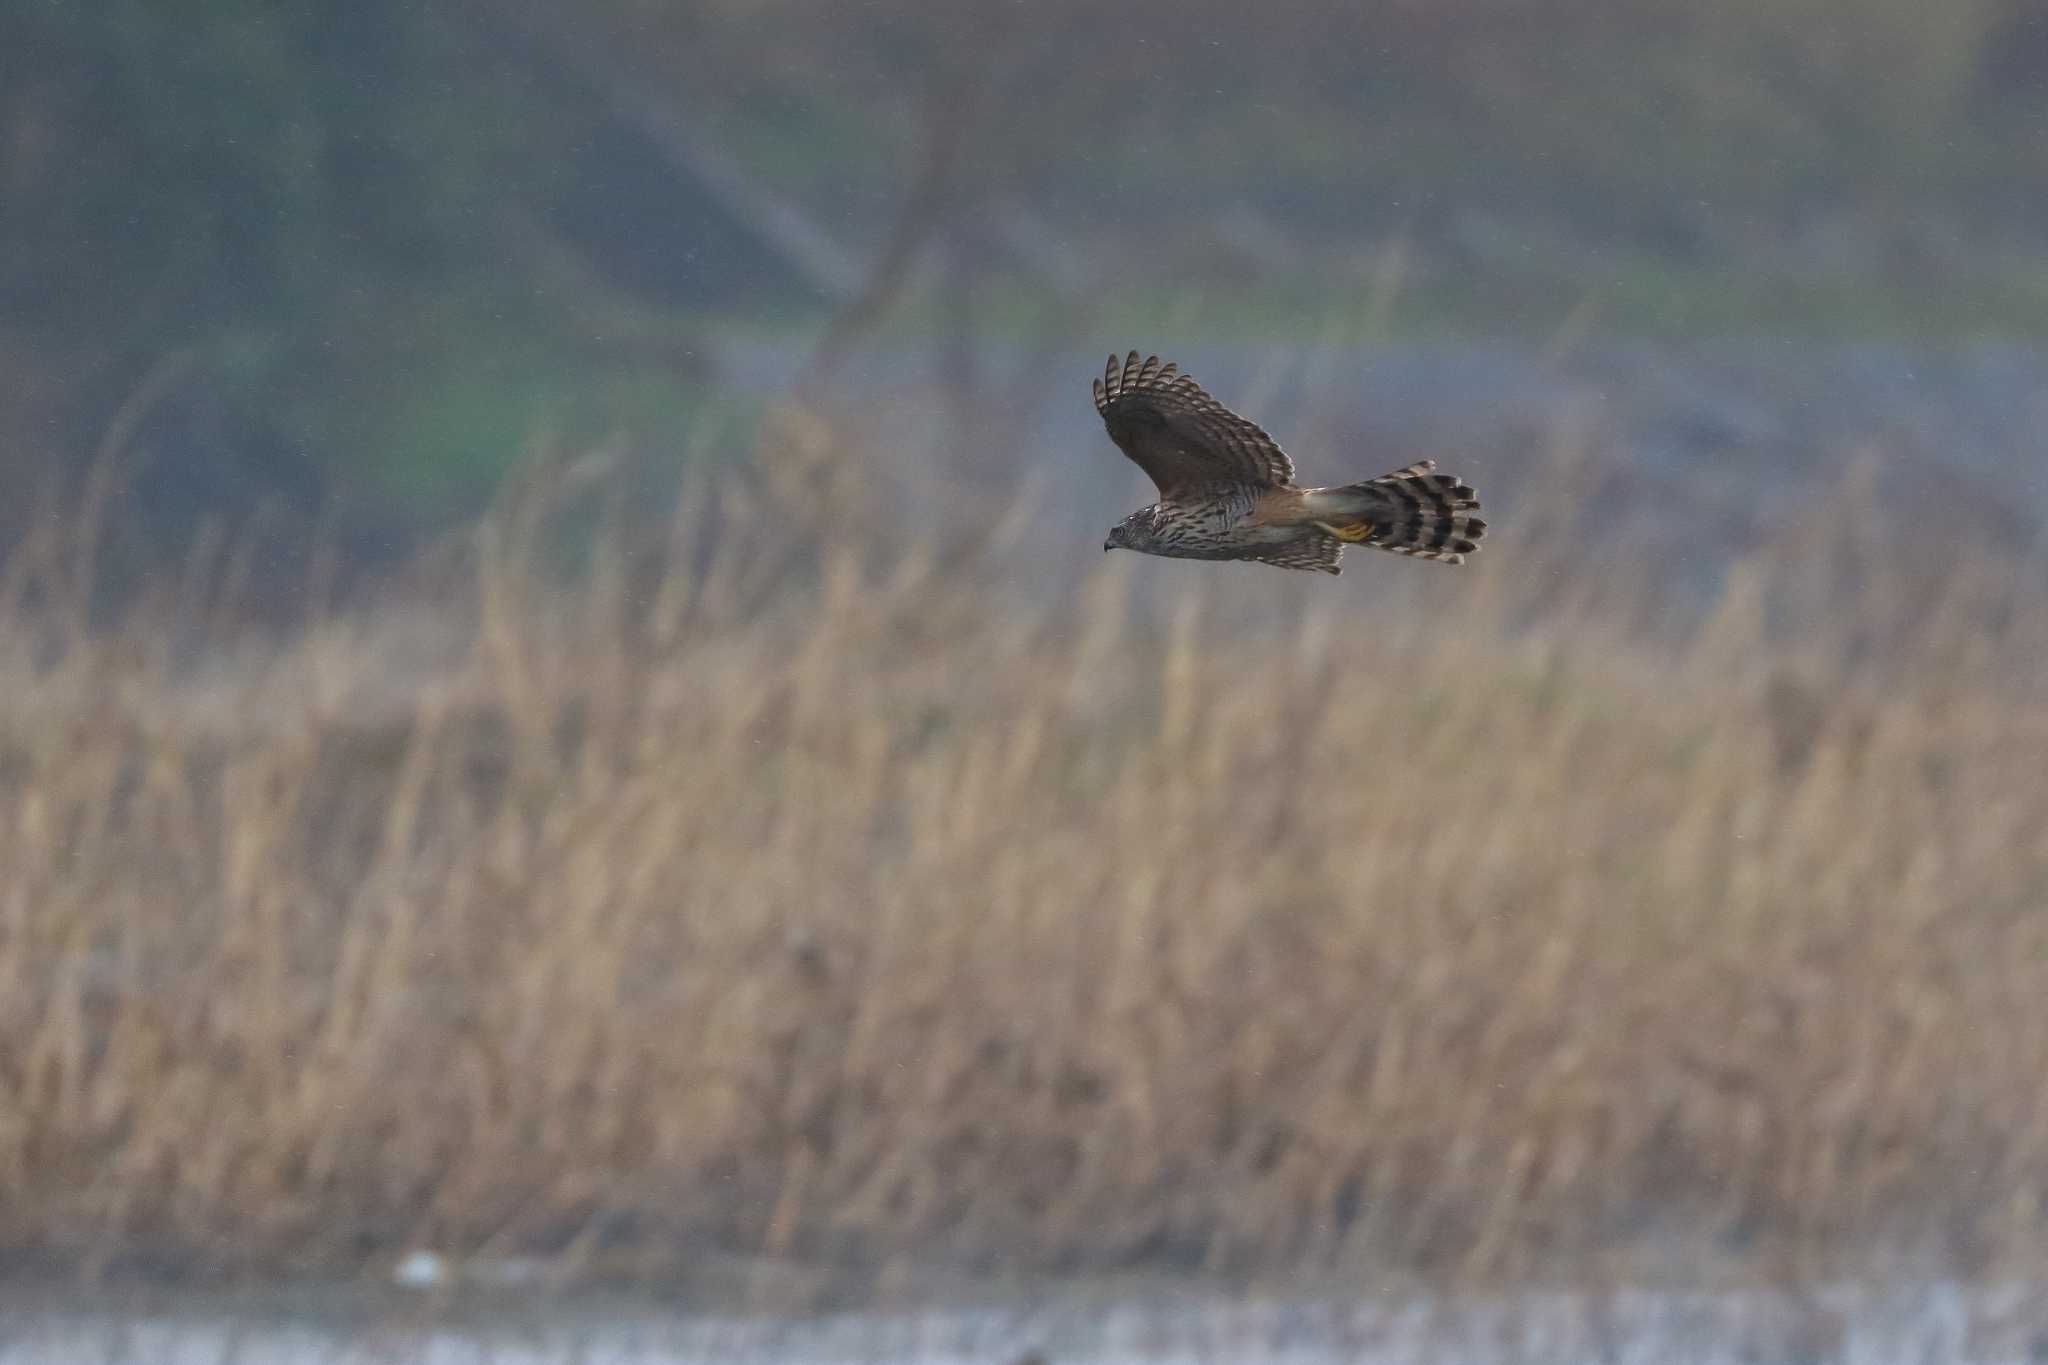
left=1, top=417, right=2046, bottom=1292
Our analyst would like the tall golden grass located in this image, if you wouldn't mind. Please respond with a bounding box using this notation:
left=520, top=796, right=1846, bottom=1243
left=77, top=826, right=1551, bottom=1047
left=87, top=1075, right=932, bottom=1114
left=1, top=409, right=2046, bottom=1293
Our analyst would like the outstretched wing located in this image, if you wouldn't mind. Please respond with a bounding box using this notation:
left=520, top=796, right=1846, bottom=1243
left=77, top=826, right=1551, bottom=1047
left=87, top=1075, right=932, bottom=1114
left=1092, top=351, right=1296, bottom=497
left=1248, top=534, right=1344, bottom=575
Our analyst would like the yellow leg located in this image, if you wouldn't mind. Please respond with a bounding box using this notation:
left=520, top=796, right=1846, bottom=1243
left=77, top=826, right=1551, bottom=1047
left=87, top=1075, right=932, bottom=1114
left=1313, top=520, right=1375, bottom=543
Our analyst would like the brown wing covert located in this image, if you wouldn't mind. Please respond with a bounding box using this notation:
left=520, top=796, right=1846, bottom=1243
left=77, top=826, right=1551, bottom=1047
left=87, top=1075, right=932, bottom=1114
left=1092, top=351, right=1296, bottom=496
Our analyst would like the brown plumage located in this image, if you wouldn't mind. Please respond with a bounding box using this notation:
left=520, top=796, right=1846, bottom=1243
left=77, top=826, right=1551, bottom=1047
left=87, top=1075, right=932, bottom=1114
left=1094, top=351, right=1488, bottom=574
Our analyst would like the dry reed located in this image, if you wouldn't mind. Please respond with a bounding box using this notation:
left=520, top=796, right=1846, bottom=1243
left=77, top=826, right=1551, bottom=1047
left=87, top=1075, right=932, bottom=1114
left=1, top=416, right=2046, bottom=1294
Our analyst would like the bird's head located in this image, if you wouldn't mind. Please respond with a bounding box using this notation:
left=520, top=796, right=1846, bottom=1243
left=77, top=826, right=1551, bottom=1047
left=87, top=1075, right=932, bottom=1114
left=1104, top=506, right=1163, bottom=553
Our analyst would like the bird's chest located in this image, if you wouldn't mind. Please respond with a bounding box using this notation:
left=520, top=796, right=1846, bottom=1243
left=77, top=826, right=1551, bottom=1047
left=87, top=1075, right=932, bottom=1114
left=1157, top=489, right=1282, bottom=556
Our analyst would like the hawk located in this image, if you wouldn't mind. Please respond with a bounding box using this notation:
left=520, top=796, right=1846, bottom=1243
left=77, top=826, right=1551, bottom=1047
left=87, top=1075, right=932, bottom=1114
left=1094, top=352, right=1487, bottom=574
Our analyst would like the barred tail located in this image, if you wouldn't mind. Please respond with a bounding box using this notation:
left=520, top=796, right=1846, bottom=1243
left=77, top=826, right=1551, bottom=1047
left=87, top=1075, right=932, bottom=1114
left=1308, top=460, right=1488, bottom=565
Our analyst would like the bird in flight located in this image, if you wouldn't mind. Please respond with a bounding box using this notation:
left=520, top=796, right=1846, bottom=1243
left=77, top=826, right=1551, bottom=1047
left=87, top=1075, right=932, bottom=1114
left=1094, top=352, right=1487, bottom=574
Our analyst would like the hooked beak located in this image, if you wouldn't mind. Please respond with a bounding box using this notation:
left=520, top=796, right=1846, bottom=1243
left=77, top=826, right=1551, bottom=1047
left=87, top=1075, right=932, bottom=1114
left=1103, top=538, right=1115, bottom=553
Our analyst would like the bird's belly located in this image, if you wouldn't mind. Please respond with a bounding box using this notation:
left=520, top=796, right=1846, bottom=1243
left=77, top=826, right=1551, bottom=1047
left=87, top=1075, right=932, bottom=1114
left=1152, top=520, right=1305, bottom=561
left=1141, top=491, right=1299, bottom=560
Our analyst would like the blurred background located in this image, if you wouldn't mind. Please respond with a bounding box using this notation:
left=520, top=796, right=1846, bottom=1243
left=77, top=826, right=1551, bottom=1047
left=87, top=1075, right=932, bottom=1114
left=5, top=1, right=2048, bottom=1360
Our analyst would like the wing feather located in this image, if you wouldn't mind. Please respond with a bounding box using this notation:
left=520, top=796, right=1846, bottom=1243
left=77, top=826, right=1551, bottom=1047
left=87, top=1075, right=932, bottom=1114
left=1093, top=350, right=1296, bottom=496
left=1248, top=534, right=1344, bottom=574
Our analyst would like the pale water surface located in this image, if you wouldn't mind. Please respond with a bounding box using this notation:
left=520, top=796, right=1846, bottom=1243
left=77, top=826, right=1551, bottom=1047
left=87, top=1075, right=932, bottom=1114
left=5, top=1282, right=2045, bottom=1364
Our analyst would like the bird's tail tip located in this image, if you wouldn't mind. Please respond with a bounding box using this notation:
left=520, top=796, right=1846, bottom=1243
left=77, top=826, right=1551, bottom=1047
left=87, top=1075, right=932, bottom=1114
left=1322, top=460, right=1488, bottom=564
